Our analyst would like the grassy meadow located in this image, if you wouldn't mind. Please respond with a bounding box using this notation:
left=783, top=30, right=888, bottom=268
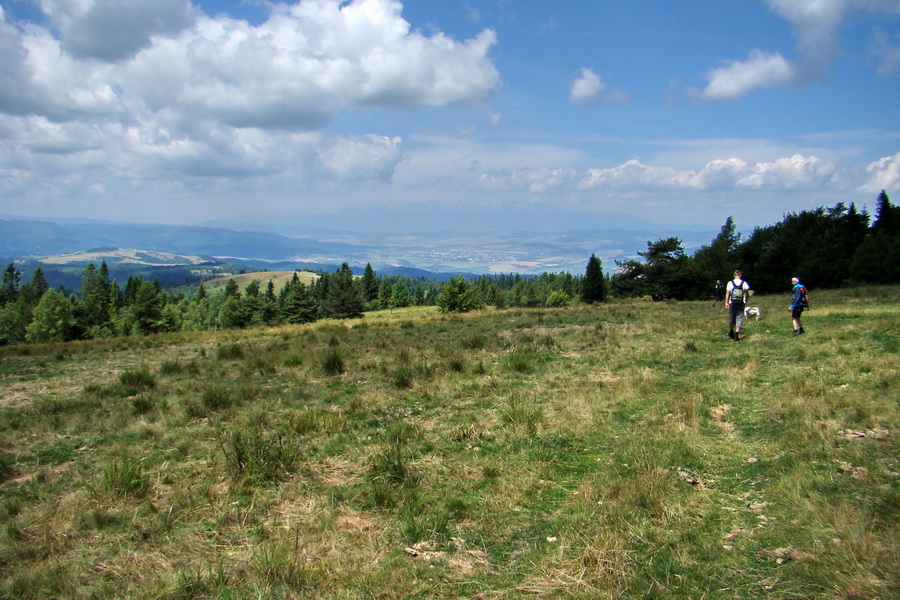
left=1, top=286, right=898, bottom=599
left=202, top=271, right=319, bottom=295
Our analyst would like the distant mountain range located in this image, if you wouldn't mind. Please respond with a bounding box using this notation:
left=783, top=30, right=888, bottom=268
left=197, top=203, right=663, bottom=235
left=1, top=209, right=723, bottom=278
left=0, top=216, right=356, bottom=261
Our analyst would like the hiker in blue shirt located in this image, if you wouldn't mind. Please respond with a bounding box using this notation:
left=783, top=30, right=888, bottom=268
left=789, top=277, right=808, bottom=335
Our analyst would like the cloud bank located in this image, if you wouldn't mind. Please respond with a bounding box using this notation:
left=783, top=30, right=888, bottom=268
left=476, top=153, right=899, bottom=198
left=0, top=1, right=893, bottom=228
left=0, top=0, right=498, bottom=181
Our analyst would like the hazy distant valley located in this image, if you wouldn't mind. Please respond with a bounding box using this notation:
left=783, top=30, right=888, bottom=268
left=1, top=207, right=723, bottom=281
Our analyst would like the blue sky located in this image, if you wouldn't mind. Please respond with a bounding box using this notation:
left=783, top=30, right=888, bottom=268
left=0, top=0, right=898, bottom=232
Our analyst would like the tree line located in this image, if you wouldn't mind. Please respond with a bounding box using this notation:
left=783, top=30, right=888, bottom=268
left=0, top=260, right=596, bottom=344
left=1, top=191, right=896, bottom=344
left=609, top=191, right=899, bottom=300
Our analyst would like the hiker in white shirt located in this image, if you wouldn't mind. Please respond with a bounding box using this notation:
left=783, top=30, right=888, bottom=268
left=725, top=270, right=750, bottom=341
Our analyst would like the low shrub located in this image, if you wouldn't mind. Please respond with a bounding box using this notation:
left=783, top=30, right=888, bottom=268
left=216, top=343, right=245, bottom=360
left=321, top=350, right=345, bottom=376
left=119, top=367, right=156, bottom=391
left=461, top=334, right=488, bottom=350
left=0, top=451, right=16, bottom=484
left=220, top=429, right=300, bottom=484
left=98, top=458, right=150, bottom=499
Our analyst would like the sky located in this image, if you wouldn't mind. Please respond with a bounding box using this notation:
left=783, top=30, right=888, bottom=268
left=0, top=0, right=898, bottom=232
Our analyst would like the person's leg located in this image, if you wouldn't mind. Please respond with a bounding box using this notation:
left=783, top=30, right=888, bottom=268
left=728, top=306, right=737, bottom=338
left=734, top=308, right=745, bottom=340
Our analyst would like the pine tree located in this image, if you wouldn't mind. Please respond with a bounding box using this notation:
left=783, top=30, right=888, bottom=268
left=124, top=278, right=166, bottom=335
left=581, top=254, right=606, bottom=304
left=872, top=190, right=899, bottom=236
left=77, top=262, right=113, bottom=337
left=193, top=282, right=207, bottom=302
left=362, top=263, right=379, bottom=302
left=391, top=281, right=411, bottom=308
left=25, top=267, right=49, bottom=305
left=244, top=280, right=260, bottom=298
left=280, top=275, right=318, bottom=324
left=218, top=296, right=244, bottom=329
left=1, top=263, right=21, bottom=306
left=693, top=216, right=740, bottom=287
left=223, top=278, right=241, bottom=299
left=378, top=279, right=393, bottom=310
left=850, top=191, right=900, bottom=283
left=324, top=263, right=364, bottom=319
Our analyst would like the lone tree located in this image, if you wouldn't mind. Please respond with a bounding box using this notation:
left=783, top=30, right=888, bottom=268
left=581, top=254, right=606, bottom=304
left=436, top=276, right=484, bottom=313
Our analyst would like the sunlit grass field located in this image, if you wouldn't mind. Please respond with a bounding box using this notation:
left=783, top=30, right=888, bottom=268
left=1, top=286, right=897, bottom=599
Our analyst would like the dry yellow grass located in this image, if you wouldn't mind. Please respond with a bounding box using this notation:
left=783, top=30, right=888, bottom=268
left=202, top=269, right=319, bottom=294
left=1, top=287, right=897, bottom=599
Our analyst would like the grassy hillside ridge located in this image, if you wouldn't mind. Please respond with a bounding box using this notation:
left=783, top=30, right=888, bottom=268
left=1, top=287, right=897, bottom=598
left=202, top=270, right=320, bottom=295
left=34, top=248, right=211, bottom=266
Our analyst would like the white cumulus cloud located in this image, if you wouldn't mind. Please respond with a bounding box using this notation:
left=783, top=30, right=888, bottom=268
left=0, top=0, right=499, bottom=189
left=860, top=152, right=900, bottom=193
left=578, top=155, right=836, bottom=192
left=735, top=154, right=836, bottom=189
left=38, top=0, right=195, bottom=61
left=1, top=0, right=499, bottom=131
left=702, top=50, right=794, bottom=100
left=569, top=67, right=626, bottom=105
left=701, top=0, right=900, bottom=99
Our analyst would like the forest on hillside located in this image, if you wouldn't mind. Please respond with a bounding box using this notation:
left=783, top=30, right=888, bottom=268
left=0, top=191, right=897, bottom=345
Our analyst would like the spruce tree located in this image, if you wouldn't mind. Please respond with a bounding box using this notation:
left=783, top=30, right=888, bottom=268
left=26, top=267, right=49, bottom=305
left=872, top=190, right=899, bottom=236
left=581, top=254, right=606, bottom=304
left=693, top=216, right=740, bottom=286
left=378, top=279, right=393, bottom=310
left=391, top=281, right=411, bottom=308
left=281, top=276, right=319, bottom=324
left=223, top=278, right=241, bottom=299
left=1, top=263, right=20, bottom=306
left=77, top=262, right=113, bottom=336
left=324, top=263, right=364, bottom=319
left=362, top=263, right=379, bottom=302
